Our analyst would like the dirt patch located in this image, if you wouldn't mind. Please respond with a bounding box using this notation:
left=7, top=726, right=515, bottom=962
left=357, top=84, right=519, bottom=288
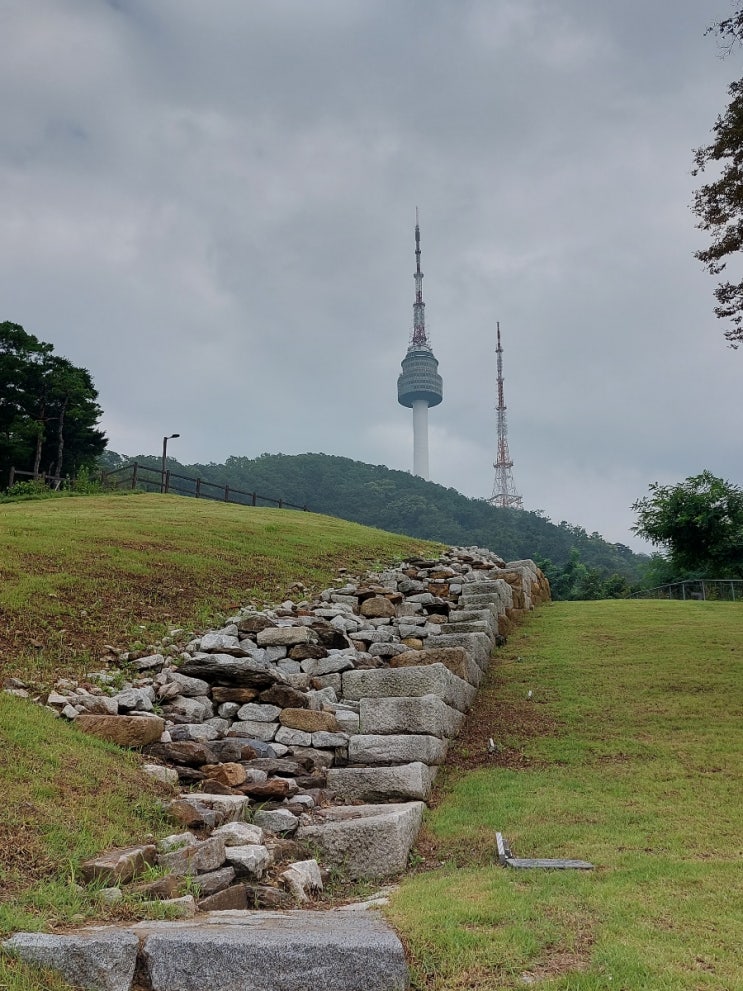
left=441, top=657, right=561, bottom=775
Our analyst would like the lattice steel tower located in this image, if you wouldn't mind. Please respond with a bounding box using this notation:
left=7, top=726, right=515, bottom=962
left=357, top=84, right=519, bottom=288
left=397, top=211, right=443, bottom=480
left=489, top=322, right=523, bottom=509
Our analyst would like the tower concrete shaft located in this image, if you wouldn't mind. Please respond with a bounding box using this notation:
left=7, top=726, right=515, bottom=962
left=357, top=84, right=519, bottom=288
left=397, top=211, right=443, bottom=481
left=489, top=322, right=523, bottom=509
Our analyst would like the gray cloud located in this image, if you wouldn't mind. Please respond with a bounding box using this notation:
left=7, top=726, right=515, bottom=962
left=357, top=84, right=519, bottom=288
left=1, top=0, right=739, bottom=550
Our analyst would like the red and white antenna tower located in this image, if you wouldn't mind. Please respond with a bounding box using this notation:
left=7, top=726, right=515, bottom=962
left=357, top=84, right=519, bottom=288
left=488, top=322, right=524, bottom=509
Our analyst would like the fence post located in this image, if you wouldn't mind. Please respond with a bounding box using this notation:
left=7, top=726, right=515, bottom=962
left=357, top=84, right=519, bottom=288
left=131, top=463, right=138, bottom=490
left=195, top=478, right=201, bottom=498
left=701, top=582, right=706, bottom=601
left=731, top=581, right=736, bottom=602
left=8, top=467, right=15, bottom=488
left=278, top=498, right=283, bottom=509
left=224, top=484, right=230, bottom=502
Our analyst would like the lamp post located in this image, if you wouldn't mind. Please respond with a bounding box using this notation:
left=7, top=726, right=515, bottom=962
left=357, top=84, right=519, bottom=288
left=161, top=433, right=180, bottom=493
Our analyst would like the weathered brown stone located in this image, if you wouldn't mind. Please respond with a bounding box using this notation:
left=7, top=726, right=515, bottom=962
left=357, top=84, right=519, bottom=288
left=287, top=643, right=327, bottom=661
left=144, top=741, right=216, bottom=766
left=237, top=616, right=276, bottom=634
left=129, top=874, right=183, bottom=900
left=359, top=596, right=396, bottom=618
left=198, top=884, right=249, bottom=911
left=239, top=778, right=298, bottom=800
left=389, top=646, right=469, bottom=681
left=279, top=709, right=340, bottom=733
left=168, top=799, right=215, bottom=830
left=258, top=684, right=310, bottom=709
left=79, top=844, right=157, bottom=884
left=210, top=686, right=259, bottom=705
left=202, top=762, right=247, bottom=787
left=75, top=714, right=164, bottom=748
left=243, top=884, right=294, bottom=910
left=401, top=638, right=424, bottom=651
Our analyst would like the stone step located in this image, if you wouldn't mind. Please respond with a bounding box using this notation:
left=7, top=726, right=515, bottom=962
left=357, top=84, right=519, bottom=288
left=5, top=910, right=409, bottom=991
left=327, top=762, right=436, bottom=803
left=359, top=695, right=464, bottom=739
left=348, top=733, right=448, bottom=766
left=296, top=802, right=425, bottom=880
left=426, top=633, right=492, bottom=672
left=341, top=663, right=476, bottom=713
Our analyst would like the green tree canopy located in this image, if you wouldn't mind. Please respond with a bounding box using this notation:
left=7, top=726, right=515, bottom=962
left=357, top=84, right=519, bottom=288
left=693, top=7, right=743, bottom=346
left=0, top=321, right=106, bottom=486
left=632, top=471, right=743, bottom=578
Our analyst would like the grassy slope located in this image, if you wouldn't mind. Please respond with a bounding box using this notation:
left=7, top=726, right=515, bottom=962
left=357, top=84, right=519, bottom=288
left=0, top=492, right=437, bottom=682
left=389, top=601, right=743, bottom=991
left=0, top=493, right=437, bottom=988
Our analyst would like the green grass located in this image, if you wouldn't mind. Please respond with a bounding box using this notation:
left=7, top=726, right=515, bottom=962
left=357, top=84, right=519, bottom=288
left=387, top=601, right=743, bottom=990
left=0, top=492, right=437, bottom=682
left=0, top=493, right=439, bottom=989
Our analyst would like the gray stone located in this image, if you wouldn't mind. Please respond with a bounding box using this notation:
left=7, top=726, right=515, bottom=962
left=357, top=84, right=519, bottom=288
left=224, top=844, right=272, bottom=879
left=341, top=664, right=476, bottom=713
left=2, top=930, right=139, bottom=991
left=300, top=654, right=356, bottom=677
left=235, top=702, right=282, bottom=723
left=312, top=731, right=349, bottom=749
left=136, top=910, right=408, bottom=990
left=359, top=695, right=465, bottom=739
left=191, top=866, right=237, bottom=896
left=142, top=763, right=179, bottom=786
left=252, top=808, right=300, bottom=834
left=333, top=709, right=360, bottom=734
left=167, top=671, right=212, bottom=697
left=280, top=859, right=323, bottom=903
left=349, top=734, right=447, bottom=766
left=228, top=720, right=278, bottom=741
left=213, top=822, right=264, bottom=846
left=327, top=763, right=436, bottom=803
left=256, top=626, right=314, bottom=647
left=158, top=835, right=227, bottom=876
left=275, top=726, right=313, bottom=747
left=297, top=802, right=425, bottom=879
left=162, top=695, right=214, bottom=723
left=427, top=632, right=492, bottom=669
left=169, top=723, right=220, bottom=742
left=112, top=687, right=154, bottom=712
left=217, top=702, right=241, bottom=719
left=178, top=653, right=283, bottom=688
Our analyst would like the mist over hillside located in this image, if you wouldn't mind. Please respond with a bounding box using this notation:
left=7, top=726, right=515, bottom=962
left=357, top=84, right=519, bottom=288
left=103, top=451, right=648, bottom=589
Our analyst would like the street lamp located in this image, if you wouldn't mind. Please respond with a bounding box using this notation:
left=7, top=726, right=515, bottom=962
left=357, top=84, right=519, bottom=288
left=161, top=433, right=180, bottom=493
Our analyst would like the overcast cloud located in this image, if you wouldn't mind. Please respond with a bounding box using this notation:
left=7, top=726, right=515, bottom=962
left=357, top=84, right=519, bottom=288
left=1, top=0, right=740, bottom=551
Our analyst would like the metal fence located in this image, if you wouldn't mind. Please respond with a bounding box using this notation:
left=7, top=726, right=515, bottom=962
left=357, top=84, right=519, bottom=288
left=631, top=580, right=743, bottom=601
left=101, top=461, right=309, bottom=511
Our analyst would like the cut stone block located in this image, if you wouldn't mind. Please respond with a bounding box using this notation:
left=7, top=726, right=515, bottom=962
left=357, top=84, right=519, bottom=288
left=79, top=844, right=157, bottom=885
left=136, top=909, right=408, bottom=990
left=348, top=733, right=447, bottom=766
left=426, top=632, right=492, bottom=670
left=256, top=627, right=314, bottom=647
left=359, top=695, right=464, bottom=739
left=327, top=763, right=436, bottom=803
left=74, top=714, right=165, bottom=748
left=2, top=930, right=138, bottom=991
left=341, top=663, right=476, bottom=713
left=297, top=802, right=424, bottom=880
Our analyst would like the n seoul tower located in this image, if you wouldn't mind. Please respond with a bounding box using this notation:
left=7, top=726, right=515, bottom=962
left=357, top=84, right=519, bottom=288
left=397, top=211, right=443, bottom=479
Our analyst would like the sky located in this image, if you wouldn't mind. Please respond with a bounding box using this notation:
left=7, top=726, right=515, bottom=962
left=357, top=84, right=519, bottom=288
left=2, top=0, right=740, bottom=552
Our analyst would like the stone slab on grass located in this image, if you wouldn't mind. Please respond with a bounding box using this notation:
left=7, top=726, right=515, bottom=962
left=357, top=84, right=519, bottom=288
left=341, top=663, right=476, bottom=713
left=359, top=695, right=465, bottom=739
left=327, top=763, right=436, bottom=803
left=74, top=714, right=165, bottom=748
left=349, top=733, right=448, bottom=767
left=3, top=930, right=139, bottom=991
left=136, top=910, right=408, bottom=991
left=296, top=802, right=425, bottom=879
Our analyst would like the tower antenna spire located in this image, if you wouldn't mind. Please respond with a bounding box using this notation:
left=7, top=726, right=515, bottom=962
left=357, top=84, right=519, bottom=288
left=412, top=206, right=428, bottom=347
left=397, top=211, right=443, bottom=479
left=488, top=322, right=524, bottom=509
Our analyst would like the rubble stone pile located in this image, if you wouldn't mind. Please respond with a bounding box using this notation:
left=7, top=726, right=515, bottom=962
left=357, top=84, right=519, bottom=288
left=3, top=546, right=549, bottom=991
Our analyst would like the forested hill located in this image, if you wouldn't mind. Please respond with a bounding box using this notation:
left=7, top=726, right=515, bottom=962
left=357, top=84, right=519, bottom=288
left=105, top=451, right=647, bottom=584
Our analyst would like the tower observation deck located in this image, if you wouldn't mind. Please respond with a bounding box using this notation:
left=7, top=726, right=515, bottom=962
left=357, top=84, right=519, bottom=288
left=397, top=212, right=443, bottom=480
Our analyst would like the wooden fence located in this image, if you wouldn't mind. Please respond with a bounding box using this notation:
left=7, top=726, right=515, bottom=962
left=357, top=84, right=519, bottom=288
left=102, top=461, right=309, bottom=511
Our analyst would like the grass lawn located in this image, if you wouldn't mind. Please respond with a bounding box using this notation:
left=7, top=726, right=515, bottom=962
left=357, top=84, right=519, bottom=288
left=388, top=600, right=743, bottom=991
left=0, top=493, right=437, bottom=990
